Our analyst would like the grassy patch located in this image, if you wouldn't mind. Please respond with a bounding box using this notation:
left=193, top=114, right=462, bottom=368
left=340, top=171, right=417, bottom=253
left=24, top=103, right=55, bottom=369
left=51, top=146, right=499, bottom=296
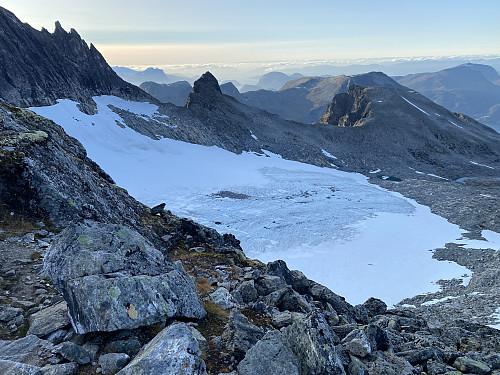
left=30, top=251, right=42, bottom=261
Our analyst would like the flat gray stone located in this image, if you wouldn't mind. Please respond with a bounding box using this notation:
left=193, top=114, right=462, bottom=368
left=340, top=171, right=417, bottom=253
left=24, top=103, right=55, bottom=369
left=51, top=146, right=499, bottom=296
left=27, top=302, right=70, bottom=337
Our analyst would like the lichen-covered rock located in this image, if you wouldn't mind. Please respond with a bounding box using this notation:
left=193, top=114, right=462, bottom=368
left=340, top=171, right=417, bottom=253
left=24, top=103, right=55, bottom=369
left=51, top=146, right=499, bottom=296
left=283, top=311, right=346, bottom=375
left=0, top=360, right=43, bottom=375
left=27, top=302, right=70, bottom=337
left=237, top=330, right=300, bottom=375
left=453, top=356, right=491, bottom=375
left=41, top=362, right=79, bottom=375
left=117, top=322, right=207, bottom=375
left=44, top=221, right=205, bottom=333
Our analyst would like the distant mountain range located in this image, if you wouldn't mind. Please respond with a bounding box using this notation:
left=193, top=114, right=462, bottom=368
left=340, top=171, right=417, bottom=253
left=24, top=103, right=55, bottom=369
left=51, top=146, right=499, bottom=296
left=139, top=81, right=192, bottom=106
left=113, top=66, right=193, bottom=86
left=222, top=72, right=405, bottom=123
left=396, top=63, right=500, bottom=127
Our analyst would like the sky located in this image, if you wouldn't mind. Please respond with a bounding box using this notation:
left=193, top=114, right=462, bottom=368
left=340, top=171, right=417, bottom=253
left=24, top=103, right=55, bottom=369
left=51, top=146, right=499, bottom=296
left=2, top=0, right=500, bottom=69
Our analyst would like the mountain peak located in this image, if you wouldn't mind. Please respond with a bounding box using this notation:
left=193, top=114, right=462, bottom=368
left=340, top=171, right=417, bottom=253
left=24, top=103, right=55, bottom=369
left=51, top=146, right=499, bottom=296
left=192, top=71, right=222, bottom=95
left=185, top=71, right=222, bottom=108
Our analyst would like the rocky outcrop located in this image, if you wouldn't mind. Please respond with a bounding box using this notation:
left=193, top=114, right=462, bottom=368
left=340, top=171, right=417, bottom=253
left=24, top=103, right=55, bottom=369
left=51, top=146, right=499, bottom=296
left=318, top=85, right=372, bottom=126
left=44, top=221, right=205, bottom=333
left=117, top=323, right=207, bottom=375
left=0, top=6, right=151, bottom=110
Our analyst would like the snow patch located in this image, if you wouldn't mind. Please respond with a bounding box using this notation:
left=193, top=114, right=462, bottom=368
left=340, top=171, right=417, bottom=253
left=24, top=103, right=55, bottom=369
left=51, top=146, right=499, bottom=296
left=427, top=173, right=448, bottom=180
left=322, top=149, right=338, bottom=159
left=489, top=308, right=500, bottom=330
left=421, top=296, right=458, bottom=306
left=369, top=168, right=381, bottom=174
left=250, top=131, right=258, bottom=141
left=470, top=161, right=495, bottom=170
left=401, top=96, right=430, bottom=116
left=448, top=120, right=463, bottom=129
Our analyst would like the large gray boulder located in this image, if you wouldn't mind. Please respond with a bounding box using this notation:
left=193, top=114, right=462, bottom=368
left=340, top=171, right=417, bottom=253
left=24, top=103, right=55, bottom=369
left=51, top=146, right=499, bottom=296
left=117, top=322, right=207, bottom=375
left=44, top=221, right=205, bottom=333
left=237, top=330, right=300, bottom=375
left=283, top=311, right=346, bottom=375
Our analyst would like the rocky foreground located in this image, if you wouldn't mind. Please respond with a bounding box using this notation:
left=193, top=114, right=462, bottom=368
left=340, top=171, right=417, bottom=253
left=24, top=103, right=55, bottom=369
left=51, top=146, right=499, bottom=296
left=1, top=98, right=500, bottom=375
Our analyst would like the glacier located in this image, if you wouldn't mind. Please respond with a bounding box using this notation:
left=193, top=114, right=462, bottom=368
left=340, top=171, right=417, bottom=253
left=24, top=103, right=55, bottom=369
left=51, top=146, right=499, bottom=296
left=31, top=96, right=499, bottom=306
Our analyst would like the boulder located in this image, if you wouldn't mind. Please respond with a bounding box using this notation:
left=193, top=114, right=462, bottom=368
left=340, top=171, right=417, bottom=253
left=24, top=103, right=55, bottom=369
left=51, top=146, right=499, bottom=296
left=453, top=356, right=491, bottom=375
left=342, top=330, right=371, bottom=358
left=117, top=322, right=207, bottom=375
left=27, top=302, right=70, bottom=337
left=222, top=309, right=264, bottom=361
left=237, top=330, right=300, bottom=375
left=41, top=363, right=78, bottom=375
left=52, top=342, right=91, bottom=365
left=99, top=353, right=130, bottom=374
left=0, top=360, right=43, bottom=375
left=43, top=221, right=205, bottom=333
left=283, top=311, right=346, bottom=375
left=363, top=351, right=414, bottom=375
left=232, top=280, right=258, bottom=304
left=362, top=297, right=387, bottom=317
left=208, top=287, right=236, bottom=310
left=0, top=335, right=53, bottom=367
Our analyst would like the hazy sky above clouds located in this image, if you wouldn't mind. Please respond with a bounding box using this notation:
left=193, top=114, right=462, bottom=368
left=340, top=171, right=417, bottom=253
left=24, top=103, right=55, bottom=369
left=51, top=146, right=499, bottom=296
left=2, top=0, right=499, bottom=67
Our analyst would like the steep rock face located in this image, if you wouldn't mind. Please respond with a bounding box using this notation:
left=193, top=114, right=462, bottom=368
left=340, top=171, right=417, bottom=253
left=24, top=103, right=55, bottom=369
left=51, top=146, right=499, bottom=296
left=319, top=85, right=372, bottom=126
left=140, top=81, right=192, bottom=106
left=0, top=7, right=151, bottom=109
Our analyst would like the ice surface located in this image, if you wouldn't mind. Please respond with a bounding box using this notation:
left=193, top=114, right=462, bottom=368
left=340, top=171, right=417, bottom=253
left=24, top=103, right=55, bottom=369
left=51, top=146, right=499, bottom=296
left=31, top=96, right=497, bottom=306
left=401, top=96, right=430, bottom=116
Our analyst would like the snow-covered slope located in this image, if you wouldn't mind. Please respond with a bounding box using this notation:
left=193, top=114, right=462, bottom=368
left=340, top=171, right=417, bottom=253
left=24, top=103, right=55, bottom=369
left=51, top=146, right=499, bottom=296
left=31, top=96, right=499, bottom=306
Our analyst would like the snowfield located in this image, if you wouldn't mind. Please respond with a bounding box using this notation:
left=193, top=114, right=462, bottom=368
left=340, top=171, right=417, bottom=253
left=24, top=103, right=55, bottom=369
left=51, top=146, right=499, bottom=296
left=31, top=96, right=499, bottom=306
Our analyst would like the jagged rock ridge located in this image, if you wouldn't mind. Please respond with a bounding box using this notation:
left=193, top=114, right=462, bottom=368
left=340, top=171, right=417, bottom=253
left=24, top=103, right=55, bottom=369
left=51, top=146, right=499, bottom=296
left=0, top=6, right=151, bottom=110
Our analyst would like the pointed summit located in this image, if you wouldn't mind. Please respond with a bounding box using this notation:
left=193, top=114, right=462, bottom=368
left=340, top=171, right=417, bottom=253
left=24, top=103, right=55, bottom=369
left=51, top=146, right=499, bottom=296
left=186, top=71, right=222, bottom=108
left=192, top=71, right=222, bottom=95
